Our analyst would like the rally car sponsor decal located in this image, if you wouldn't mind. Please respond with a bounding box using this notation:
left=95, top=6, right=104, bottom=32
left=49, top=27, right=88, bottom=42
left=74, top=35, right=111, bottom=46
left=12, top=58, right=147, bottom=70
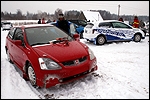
left=94, top=28, right=134, bottom=39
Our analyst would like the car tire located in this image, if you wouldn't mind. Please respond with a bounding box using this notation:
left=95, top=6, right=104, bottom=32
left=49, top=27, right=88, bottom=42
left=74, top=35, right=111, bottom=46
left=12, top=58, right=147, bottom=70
left=6, top=50, right=13, bottom=64
left=27, top=64, right=37, bottom=87
left=96, top=35, right=106, bottom=45
left=134, top=34, right=141, bottom=42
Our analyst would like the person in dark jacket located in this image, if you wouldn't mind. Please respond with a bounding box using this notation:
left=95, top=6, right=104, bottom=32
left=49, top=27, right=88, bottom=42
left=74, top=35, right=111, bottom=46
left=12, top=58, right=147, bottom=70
left=139, top=20, right=145, bottom=28
left=38, top=19, right=41, bottom=24
left=56, top=14, right=70, bottom=35
left=118, top=17, right=124, bottom=22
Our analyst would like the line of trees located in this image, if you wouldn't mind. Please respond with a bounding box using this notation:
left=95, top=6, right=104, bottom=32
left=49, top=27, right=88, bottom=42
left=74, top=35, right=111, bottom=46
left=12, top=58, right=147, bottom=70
left=1, top=8, right=149, bottom=23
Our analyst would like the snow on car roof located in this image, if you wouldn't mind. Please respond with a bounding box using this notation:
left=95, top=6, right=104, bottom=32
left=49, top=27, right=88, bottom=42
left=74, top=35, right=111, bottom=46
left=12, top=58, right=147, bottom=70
left=95, top=20, right=119, bottom=23
left=91, top=20, right=125, bottom=26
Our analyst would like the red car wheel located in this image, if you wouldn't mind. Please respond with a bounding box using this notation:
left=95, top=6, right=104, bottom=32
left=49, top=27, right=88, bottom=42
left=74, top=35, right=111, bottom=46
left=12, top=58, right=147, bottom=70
left=27, top=64, right=37, bottom=87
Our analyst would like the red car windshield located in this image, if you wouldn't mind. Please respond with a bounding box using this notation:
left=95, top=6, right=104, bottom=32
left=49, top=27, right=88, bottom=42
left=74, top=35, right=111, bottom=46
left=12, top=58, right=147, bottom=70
left=25, top=26, right=73, bottom=46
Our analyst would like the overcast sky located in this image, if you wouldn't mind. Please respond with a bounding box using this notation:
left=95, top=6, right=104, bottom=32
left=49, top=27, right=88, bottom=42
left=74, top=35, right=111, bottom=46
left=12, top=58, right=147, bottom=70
left=1, top=1, right=149, bottom=16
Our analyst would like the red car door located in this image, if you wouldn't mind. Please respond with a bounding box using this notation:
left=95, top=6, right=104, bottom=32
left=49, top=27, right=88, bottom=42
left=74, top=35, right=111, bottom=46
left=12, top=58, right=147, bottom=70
left=10, top=28, right=26, bottom=70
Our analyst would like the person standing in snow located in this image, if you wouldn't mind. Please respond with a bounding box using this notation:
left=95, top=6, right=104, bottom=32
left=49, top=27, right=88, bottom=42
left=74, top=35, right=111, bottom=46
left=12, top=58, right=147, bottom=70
left=132, top=16, right=139, bottom=28
left=56, top=14, right=70, bottom=35
left=41, top=18, right=46, bottom=24
left=38, top=19, right=41, bottom=24
left=139, top=20, right=145, bottom=28
left=118, top=17, right=124, bottom=22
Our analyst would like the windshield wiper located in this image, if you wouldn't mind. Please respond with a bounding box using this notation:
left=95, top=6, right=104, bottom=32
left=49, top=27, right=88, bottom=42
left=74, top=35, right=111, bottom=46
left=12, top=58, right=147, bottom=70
left=49, top=37, right=70, bottom=45
left=31, top=42, right=49, bottom=46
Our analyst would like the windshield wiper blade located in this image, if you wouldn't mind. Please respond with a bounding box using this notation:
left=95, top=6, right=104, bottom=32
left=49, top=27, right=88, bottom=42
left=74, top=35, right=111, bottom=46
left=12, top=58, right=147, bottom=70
left=49, top=37, right=70, bottom=45
left=31, top=42, right=49, bottom=46
left=49, top=37, right=65, bottom=43
left=49, top=40, right=61, bottom=44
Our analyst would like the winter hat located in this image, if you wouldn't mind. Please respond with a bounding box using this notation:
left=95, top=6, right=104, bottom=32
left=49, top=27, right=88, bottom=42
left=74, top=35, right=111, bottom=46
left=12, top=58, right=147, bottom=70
left=58, top=14, right=64, bottom=18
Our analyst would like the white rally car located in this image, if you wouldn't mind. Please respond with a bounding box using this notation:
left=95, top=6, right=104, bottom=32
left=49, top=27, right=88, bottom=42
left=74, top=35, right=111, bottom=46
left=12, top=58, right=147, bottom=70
left=83, top=20, right=145, bottom=45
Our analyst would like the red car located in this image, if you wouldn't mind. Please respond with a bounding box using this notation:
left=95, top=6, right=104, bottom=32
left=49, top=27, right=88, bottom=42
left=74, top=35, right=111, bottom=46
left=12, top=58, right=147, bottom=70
left=5, top=24, right=98, bottom=88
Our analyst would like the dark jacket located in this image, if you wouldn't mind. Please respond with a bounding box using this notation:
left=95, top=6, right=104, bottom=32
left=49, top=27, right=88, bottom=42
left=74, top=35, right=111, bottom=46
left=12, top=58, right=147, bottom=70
left=56, top=20, right=70, bottom=34
left=38, top=19, right=41, bottom=24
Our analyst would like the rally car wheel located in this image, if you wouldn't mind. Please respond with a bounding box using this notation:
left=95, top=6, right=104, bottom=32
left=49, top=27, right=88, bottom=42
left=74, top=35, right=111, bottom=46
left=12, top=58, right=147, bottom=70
left=28, top=64, right=37, bottom=87
left=134, top=34, right=141, bottom=42
left=96, top=35, right=106, bottom=45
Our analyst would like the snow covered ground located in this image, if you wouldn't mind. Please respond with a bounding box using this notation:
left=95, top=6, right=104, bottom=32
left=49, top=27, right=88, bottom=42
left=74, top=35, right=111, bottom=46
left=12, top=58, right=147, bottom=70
left=1, top=27, right=149, bottom=99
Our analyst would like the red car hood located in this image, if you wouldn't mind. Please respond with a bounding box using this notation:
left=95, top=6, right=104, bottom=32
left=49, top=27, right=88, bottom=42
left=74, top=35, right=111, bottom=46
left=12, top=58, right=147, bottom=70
left=32, top=41, right=88, bottom=62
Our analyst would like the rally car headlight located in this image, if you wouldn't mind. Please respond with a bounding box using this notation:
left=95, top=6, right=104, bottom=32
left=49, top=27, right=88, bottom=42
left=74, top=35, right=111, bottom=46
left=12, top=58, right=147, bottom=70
left=88, top=48, right=95, bottom=60
left=38, top=58, right=62, bottom=70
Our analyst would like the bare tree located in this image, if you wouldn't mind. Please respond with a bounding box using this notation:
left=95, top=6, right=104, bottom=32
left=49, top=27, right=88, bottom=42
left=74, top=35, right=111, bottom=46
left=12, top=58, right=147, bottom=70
left=54, top=8, right=63, bottom=20
left=64, top=10, right=81, bottom=20
left=16, top=9, right=23, bottom=20
left=37, top=10, right=42, bottom=19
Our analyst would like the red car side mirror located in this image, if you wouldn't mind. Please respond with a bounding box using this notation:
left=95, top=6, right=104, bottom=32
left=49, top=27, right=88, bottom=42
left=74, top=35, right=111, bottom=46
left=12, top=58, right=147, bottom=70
left=14, top=40, right=22, bottom=46
left=73, top=33, right=80, bottom=41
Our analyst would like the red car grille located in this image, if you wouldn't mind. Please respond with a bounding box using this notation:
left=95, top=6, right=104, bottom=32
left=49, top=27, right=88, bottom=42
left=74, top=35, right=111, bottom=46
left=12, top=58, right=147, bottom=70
left=60, top=70, right=89, bottom=82
left=62, top=56, right=87, bottom=66
left=59, top=67, right=96, bottom=83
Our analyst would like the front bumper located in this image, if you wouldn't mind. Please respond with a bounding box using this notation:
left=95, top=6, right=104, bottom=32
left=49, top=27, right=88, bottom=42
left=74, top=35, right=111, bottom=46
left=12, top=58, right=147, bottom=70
left=45, top=65, right=97, bottom=88
left=37, top=58, right=98, bottom=88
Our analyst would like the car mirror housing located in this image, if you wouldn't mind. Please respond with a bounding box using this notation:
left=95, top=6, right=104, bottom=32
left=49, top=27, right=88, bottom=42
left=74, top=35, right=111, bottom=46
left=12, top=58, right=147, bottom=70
left=73, top=33, right=80, bottom=41
left=14, top=40, right=23, bottom=46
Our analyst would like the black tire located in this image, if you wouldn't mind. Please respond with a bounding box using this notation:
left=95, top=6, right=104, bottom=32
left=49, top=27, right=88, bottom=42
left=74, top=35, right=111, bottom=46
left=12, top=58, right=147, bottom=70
left=27, top=64, right=37, bottom=87
left=96, top=35, right=106, bottom=45
left=134, top=34, right=141, bottom=42
left=6, top=50, right=13, bottom=64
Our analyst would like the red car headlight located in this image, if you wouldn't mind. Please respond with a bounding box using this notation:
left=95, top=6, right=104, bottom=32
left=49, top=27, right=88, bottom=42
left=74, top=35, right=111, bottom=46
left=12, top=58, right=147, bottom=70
left=88, top=48, right=95, bottom=60
left=38, top=58, right=62, bottom=70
